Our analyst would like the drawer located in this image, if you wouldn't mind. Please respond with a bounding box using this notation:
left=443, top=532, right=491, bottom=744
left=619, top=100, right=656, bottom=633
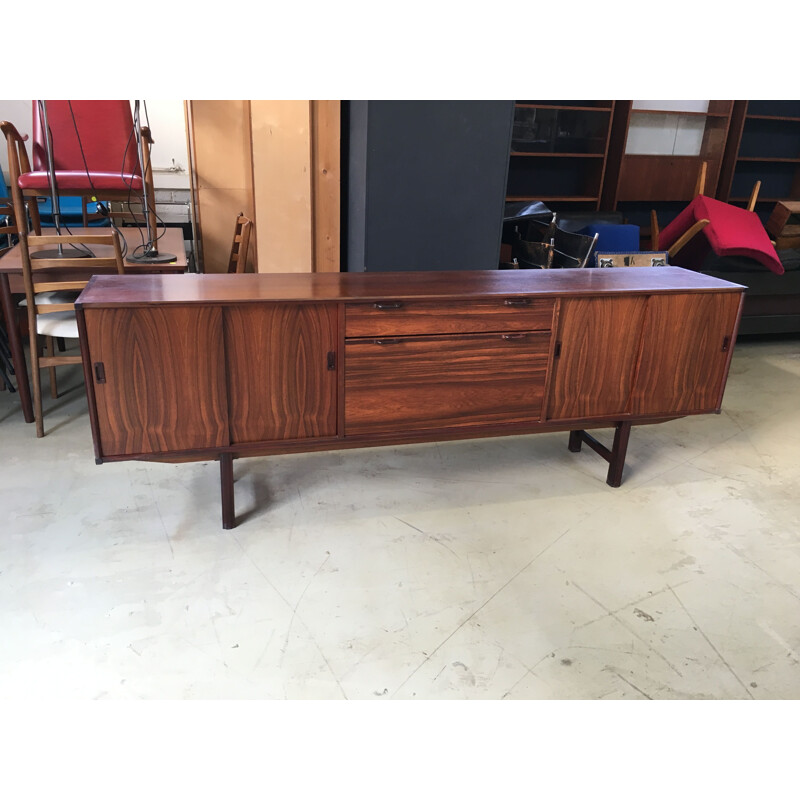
left=345, top=330, right=551, bottom=435
left=345, top=298, right=555, bottom=337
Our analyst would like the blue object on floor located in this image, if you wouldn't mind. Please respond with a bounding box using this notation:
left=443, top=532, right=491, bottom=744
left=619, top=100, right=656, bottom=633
left=578, top=223, right=640, bottom=254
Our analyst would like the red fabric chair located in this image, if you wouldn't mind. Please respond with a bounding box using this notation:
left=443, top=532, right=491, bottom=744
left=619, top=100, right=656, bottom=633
left=1, top=100, right=157, bottom=236
left=657, top=195, right=784, bottom=276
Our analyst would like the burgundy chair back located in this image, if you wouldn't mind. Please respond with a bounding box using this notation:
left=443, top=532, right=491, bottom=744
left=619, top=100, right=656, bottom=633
left=31, top=100, right=141, bottom=183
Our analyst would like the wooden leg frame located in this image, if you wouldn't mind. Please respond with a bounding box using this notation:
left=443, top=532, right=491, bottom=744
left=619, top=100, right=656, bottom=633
left=568, top=422, right=632, bottom=487
left=218, top=425, right=634, bottom=531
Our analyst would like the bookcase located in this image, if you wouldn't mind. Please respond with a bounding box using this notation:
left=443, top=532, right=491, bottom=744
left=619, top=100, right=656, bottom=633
left=505, top=101, right=615, bottom=209
left=505, top=101, right=738, bottom=236
left=718, top=100, right=800, bottom=218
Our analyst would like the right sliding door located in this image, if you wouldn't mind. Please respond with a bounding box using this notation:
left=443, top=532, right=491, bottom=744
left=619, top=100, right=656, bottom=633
left=629, top=291, right=742, bottom=416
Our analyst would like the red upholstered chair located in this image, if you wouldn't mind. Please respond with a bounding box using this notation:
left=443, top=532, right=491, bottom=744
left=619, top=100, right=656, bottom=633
left=652, top=189, right=783, bottom=276
left=650, top=162, right=781, bottom=275
left=1, top=101, right=157, bottom=238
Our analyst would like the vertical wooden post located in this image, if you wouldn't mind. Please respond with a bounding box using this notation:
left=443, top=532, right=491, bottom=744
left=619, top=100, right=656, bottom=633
left=310, top=100, right=341, bottom=273
left=568, top=430, right=583, bottom=452
left=606, top=421, right=632, bottom=487
left=220, top=452, right=235, bottom=530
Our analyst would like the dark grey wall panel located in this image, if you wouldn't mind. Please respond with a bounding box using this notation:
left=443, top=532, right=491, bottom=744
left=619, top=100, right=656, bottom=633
left=346, top=100, right=514, bottom=272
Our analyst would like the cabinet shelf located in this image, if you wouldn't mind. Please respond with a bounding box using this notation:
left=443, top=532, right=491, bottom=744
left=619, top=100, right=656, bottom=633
left=515, top=103, right=612, bottom=113
left=737, top=156, right=800, bottom=163
left=506, top=195, right=600, bottom=203
left=510, top=152, right=606, bottom=158
left=745, top=115, right=800, bottom=123
left=630, top=108, right=729, bottom=118
left=730, top=196, right=794, bottom=204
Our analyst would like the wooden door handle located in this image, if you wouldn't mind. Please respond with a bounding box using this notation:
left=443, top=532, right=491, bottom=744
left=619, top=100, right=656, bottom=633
left=373, top=338, right=401, bottom=345
left=373, top=302, right=403, bottom=310
left=502, top=333, right=528, bottom=340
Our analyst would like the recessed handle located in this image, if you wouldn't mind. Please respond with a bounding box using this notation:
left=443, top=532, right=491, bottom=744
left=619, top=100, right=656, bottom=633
left=374, top=302, right=403, bottom=310
left=374, top=338, right=401, bottom=345
left=722, top=336, right=730, bottom=352
left=504, top=298, right=531, bottom=307
left=94, top=362, right=106, bottom=384
left=502, top=333, right=528, bottom=340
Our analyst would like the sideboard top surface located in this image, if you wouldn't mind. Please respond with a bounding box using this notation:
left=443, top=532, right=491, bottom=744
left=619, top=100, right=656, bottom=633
left=76, top=267, right=746, bottom=308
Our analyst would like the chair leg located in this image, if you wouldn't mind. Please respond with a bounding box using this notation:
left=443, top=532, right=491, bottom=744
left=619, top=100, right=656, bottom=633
left=29, top=330, right=45, bottom=438
left=47, top=336, right=58, bottom=399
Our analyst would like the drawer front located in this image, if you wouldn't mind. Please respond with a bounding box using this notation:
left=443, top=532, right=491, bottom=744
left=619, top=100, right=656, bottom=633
left=345, top=298, right=555, bottom=337
left=345, top=331, right=551, bottom=436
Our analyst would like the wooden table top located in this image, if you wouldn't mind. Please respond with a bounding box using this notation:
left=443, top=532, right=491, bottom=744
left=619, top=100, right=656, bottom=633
left=0, top=226, right=187, bottom=275
left=76, top=266, right=747, bottom=308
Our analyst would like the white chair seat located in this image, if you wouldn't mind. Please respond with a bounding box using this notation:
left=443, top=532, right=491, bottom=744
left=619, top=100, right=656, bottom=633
left=36, top=310, right=79, bottom=339
left=19, top=290, right=81, bottom=307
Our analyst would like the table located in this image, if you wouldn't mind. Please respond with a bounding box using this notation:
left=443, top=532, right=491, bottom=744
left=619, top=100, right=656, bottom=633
left=0, top=226, right=187, bottom=424
left=75, top=267, right=745, bottom=528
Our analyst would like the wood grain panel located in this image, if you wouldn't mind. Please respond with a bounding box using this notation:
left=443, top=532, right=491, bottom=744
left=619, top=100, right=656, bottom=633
left=617, top=155, right=721, bottom=203
left=311, top=100, right=341, bottom=273
left=345, top=298, right=555, bottom=337
left=548, top=296, right=647, bottom=420
left=224, top=304, right=338, bottom=442
left=629, top=292, right=742, bottom=415
left=84, top=306, right=229, bottom=456
left=250, top=101, right=313, bottom=273
left=74, top=268, right=746, bottom=309
left=345, top=332, right=550, bottom=435
left=186, top=101, right=256, bottom=273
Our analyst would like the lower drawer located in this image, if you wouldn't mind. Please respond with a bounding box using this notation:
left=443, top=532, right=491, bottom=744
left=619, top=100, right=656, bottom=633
left=344, top=331, right=551, bottom=436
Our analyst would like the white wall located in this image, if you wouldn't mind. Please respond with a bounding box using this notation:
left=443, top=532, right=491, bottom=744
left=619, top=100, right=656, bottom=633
left=0, top=100, right=189, bottom=191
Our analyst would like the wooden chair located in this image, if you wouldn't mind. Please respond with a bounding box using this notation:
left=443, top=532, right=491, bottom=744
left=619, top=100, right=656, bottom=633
left=227, top=213, right=253, bottom=273
left=651, top=161, right=762, bottom=257
left=19, top=232, right=126, bottom=437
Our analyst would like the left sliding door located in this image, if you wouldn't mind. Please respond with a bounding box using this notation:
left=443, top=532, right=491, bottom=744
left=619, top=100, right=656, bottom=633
left=83, top=306, right=230, bottom=457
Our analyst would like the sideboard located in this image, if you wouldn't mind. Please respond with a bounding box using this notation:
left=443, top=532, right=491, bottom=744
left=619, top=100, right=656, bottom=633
left=75, top=267, right=745, bottom=528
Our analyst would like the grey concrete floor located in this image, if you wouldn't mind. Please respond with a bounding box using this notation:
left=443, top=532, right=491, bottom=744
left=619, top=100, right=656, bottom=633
left=1, top=336, right=799, bottom=699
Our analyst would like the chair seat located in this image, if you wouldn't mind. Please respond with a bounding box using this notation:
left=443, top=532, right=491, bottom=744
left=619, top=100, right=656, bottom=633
left=19, top=170, right=143, bottom=193
left=36, top=310, right=79, bottom=338
left=19, top=290, right=81, bottom=308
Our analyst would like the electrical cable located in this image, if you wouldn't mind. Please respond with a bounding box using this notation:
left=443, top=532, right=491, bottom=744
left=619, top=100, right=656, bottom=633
left=38, top=101, right=94, bottom=257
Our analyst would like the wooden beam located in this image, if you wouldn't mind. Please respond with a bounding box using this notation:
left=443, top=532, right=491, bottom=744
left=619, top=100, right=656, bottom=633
left=311, top=100, right=341, bottom=273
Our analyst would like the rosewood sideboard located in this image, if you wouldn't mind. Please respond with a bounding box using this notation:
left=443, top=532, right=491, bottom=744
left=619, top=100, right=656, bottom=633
left=75, top=267, right=745, bottom=528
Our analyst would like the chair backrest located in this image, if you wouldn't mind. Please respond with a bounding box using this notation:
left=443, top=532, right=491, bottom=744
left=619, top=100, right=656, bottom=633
left=31, top=101, right=140, bottom=178
left=227, top=213, right=253, bottom=273
left=551, top=227, right=599, bottom=269
left=22, top=232, right=126, bottom=315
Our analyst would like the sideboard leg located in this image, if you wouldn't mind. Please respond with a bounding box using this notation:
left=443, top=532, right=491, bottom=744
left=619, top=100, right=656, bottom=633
left=220, top=453, right=236, bottom=529
left=568, top=430, right=584, bottom=452
left=606, top=421, right=632, bottom=488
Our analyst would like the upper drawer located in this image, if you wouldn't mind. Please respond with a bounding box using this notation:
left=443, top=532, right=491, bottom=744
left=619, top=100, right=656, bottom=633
left=345, top=298, right=555, bottom=337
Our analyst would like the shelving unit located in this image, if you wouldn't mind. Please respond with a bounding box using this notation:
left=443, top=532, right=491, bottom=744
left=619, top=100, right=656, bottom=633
left=718, top=101, right=800, bottom=216
left=597, top=101, right=733, bottom=237
left=505, top=101, right=615, bottom=209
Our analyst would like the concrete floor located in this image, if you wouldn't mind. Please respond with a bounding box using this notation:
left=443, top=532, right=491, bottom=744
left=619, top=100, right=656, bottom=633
left=1, top=336, right=799, bottom=700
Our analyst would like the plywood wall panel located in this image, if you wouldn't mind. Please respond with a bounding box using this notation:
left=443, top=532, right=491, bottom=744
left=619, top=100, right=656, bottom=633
left=250, top=100, right=313, bottom=273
